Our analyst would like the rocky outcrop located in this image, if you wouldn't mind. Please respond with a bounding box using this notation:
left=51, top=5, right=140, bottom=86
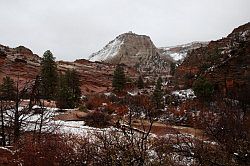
left=0, top=44, right=41, bottom=89
left=175, top=22, right=250, bottom=101
left=58, top=60, right=138, bottom=94
left=89, top=32, right=171, bottom=75
left=0, top=44, right=138, bottom=94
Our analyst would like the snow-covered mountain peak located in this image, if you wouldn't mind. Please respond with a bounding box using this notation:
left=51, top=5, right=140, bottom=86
left=89, top=32, right=152, bottom=62
left=88, top=32, right=171, bottom=74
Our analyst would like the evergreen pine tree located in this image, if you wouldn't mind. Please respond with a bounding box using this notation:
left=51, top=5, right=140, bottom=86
left=152, top=77, right=164, bottom=109
left=193, top=77, right=214, bottom=101
left=40, top=50, right=58, bottom=99
left=65, top=69, right=82, bottom=106
left=0, top=76, right=16, bottom=101
left=137, top=75, right=144, bottom=89
left=112, top=65, right=126, bottom=92
left=56, top=69, right=81, bottom=109
left=56, top=74, right=71, bottom=109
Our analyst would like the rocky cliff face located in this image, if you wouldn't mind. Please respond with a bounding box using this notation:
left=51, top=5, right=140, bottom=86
left=158, top=41, right=208, bottom=62
left=0, top=45, right=41, bottom=88
left=175, top=22, right=250, bottom=101
left=58, top=59, right=137, bottom=94
left=0, top=44, right=137, bottom=94
left=89, top=32, right=171, bottom=75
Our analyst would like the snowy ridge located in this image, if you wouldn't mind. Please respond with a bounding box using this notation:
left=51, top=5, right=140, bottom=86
left=89, top=37, right=124, bottom=62
left=159, top=41, right=208, bottom=62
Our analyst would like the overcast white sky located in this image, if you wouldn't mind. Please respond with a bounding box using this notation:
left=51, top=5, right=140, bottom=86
left=0, top=0, right=249, bottom=61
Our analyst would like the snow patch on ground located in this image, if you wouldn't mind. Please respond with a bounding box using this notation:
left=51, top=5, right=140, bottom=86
left=3, top=106, right=117, bottom=137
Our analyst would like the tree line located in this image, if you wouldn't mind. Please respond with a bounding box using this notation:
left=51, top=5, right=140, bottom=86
left=0, top=50, right=82, bottom=146
left=0, top=50, right=82, bottom=109
left=112, top=64, right=164, bottom=109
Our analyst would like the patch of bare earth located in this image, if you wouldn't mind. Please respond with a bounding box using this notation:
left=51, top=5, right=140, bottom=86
left=132, top=120, right=206, bottom=139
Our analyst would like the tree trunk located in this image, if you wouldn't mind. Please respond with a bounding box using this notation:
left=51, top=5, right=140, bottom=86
left=0, top=100, right=6, bottom=146
left=13, top=78, right=20, bottom=143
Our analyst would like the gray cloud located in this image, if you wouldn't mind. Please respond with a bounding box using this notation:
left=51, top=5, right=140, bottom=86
left=0, top=0, right=249, bottom=61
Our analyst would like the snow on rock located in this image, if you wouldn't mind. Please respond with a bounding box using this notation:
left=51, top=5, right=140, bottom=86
left=159, top=42, right=208, bottom=62
left=172, top=89, right=196, bottom=100
left=161, top=50, right=187, bottom=61
left=59, top=63, right=77, bottom=69
left=239, top=30, right=249, bottom=41
left=88, top=32, right=171, bottom=75
left=0, top=147, right=14, bottom=155
left=104, top=92, right=112, bottom=96
left=127, top=91, right=138, bottom=96
left=89, top=37, right=124, bottom=62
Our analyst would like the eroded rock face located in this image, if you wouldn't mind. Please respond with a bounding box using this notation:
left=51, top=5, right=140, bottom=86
left=58, top=60, right=138, bottom=94
left=89, top=32, right=171, bottom=75
left=0, top=44, right=138, bottom=94
left=175, top=22, right=250, bottom=101
left=0, top=44, right=41, bottom=89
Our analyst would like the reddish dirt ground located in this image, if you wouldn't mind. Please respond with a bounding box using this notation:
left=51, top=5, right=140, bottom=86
left=132, top=120, right=206, bottom=139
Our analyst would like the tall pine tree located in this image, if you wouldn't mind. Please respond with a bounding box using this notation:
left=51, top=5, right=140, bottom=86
left=0, top=76, right=16, bottom=101
left=40, top=50, right=58, bottom=99
left=152, top=77, right=164, bottom=109
left=112, top=65, right=126, bottom=92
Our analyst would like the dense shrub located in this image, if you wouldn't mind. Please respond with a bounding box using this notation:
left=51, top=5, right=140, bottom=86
left=85, top=95, right=109, bottom=110
left=83, top=111, right=111, bottom=128
left=13, top=134, right=78, bottom=166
